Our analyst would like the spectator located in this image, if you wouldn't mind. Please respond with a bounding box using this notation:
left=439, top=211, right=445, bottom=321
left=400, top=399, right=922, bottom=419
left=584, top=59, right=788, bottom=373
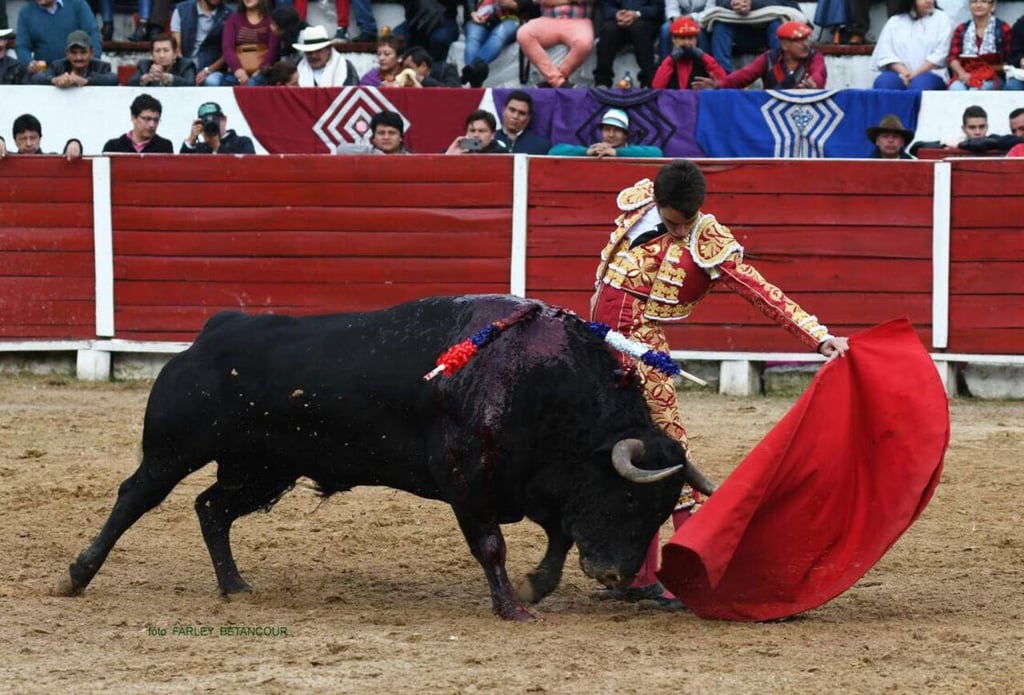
left=0, top=113, right=82, bottom=160
left=694, top=20, right=823, bottom=89
left=1007, top=16, right=1024, bottom=90
left=516, top=0, right=596, bottom=88
left=264, top=60, right=298, bottom=84
left=495, top=89, right=551, bottom=154
left=846, top=0, right=901, bottom=45
left=444, top=109, right=510, bottom=154
left=652, top=16, right=726, bottom=89
left=947, top=0, right=1011, bottom=91
left=910, top=104, right=1024, bottom=154
left=870, top=0, right=953, bottom=91
left=181, top=102, right=256, bottom=154
left=127, top=33, right=198, bottom=86
left=359, top=34, right=406, bottom=85
left=171, top=0, right=232, bottom=86
left=394, top=0, right=461, bottom=62
left=593, top=0, right=662, bottom=88
left=462, top=0, right=521, bottom=86
left=293, top=25, right=358, bottom=86
left=866, top=114, right=914, bottom=159
left=290, top=0, right=378, bottom=43
left=102, top=93, right=175, bottom=154
left=369, top=110, right=409, bottom=154
left=16, top=0, right=101, bottom=76
left=701, top=0, right=804, bottom=73
left=548, top=108, right=663, bottom=157
left=400, top=45, right=460, bottom=86
left=270, top=6, right=306, bottom=64
left=658, top=0, right=706, bottom=61
left=222, top=0, right=280, bottom=86
left=30, top=29, right=117, bottom=86
left=953, top=106, right=1024, bottom=152
left=1, top=27, right=28, bottom=84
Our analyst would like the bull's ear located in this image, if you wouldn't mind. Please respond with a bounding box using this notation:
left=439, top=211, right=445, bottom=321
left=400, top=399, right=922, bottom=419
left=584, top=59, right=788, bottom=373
left=612, top=365, right=641, bottom=390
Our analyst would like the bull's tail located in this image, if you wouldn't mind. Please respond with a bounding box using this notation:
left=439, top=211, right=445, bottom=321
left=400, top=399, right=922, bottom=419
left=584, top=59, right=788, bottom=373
left=423, top=302, right=543, bottom=380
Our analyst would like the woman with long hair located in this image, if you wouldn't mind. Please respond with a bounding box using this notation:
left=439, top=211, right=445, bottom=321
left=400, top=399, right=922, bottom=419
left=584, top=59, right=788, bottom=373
left=871, top=0, right=953, bottom=90
left=222, top=0, right=282, bottom=86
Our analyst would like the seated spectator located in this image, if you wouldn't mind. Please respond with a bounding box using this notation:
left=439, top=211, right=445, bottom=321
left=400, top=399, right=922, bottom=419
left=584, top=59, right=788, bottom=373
left=102, top=93, right=175, bottom=154
left=548, top=108, right=663, bottom=157
left=870, top=0, right=953, bottom=91
left=693, top=20, right=823, bottom=89
left=911, top=104, right=995, bottom=152
left=1007, top=16, right=1024, bottom=90
left=16, top=0, right=101, bottom=78
left=222, top=0, right=280, bottom=86
left=369, top=111, right=409, bottom=154
left=652, top=16, right=726, bottom=89
left=516, top=0, right=596, bottom=88
left=181, top=102, right=256, bottom=154
left=701, top=0, right=804, bottom=73
left=593, top=0, right=663, bottom=88
left=127, top=33, right=198, bottom=86
left=658, top=0, right=707, bottom=61
left=462, top=0, right=521, bottom=86
left=947, top=0, right=1011, bottom=91
left=265, top=60, right=299, bottom=85
left=30, top=29, right=117, bottom=86
left=394, top=0, right=461, bottom=62
left=1, top=27, right=27, bottom=84
left=171, top=0, right=232, bottom=86
left=270, top=7, right=307, bottom=64
left=444, top=109, right=510, bottom=154
left=293, top=25, right=359, bottom=86
left=0, top=113, right=82, bottom=160
left=495, top=90, right=551, bottom=154
left=953, top=106, right=1024, bottom=152
left=360, top=34, right=406, bottom=86
left=400, top=45, right=460, bottom=86
left=866, top=114, right=914, bottom=159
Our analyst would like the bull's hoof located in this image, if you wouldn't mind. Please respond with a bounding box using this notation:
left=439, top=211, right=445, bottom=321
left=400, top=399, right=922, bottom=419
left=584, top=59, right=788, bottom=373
left=498, top=604, right=535, bottom=622
left=54, top=571, right=83, bottom=597
left=514, top=576, right=540, bottom=605
left=219, top=580, right=253, bottom=601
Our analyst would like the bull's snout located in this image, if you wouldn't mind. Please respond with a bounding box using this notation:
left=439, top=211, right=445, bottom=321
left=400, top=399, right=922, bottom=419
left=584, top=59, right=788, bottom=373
left=579, top=558, right=631, bottom=589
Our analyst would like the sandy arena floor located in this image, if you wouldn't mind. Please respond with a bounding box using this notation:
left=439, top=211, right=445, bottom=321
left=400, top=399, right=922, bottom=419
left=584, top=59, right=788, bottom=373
left=1, top=376, right=1021, bottom=693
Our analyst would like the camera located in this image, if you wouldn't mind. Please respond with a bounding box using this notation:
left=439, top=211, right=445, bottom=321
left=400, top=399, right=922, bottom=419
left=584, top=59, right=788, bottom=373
left=200, top=113, right=221, bottom=137
left=458, top=137, right=483, bottom=152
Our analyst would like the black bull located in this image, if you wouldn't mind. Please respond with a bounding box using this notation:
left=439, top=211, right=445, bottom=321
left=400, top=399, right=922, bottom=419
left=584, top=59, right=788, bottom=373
left=57, top=295, right=714, bottom=620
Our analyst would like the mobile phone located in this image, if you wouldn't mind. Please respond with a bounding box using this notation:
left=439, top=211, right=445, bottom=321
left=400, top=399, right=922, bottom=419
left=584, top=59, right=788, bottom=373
left=458, top=137, right=483, bottom=152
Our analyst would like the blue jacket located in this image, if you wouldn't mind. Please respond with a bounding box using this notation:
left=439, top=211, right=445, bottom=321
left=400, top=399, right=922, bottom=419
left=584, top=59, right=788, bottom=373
left=173, top=0, right=232, bottom=72
left=16, top=0, right=101, bottom=65
left=496, top=128, right=551, bottom=155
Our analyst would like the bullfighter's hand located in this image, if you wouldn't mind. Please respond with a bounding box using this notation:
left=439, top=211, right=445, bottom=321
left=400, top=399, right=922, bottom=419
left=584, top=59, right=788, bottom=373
left=819, top=337, right=849, bottom=359
left=64, top=140, right=83, bottom=162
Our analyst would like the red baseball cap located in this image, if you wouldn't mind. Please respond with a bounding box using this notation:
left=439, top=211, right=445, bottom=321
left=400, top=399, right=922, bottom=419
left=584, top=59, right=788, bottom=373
left=776, top=21, right=812, bottom=40
left=670, top=17, right=701, bottom=37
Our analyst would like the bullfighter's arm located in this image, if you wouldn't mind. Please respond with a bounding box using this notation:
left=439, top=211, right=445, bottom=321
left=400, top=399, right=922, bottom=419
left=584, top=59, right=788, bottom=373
left=716, top=258, right=833, bottom=351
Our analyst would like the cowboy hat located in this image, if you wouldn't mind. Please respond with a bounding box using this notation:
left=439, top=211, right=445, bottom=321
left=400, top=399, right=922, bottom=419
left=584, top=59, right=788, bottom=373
left=866, top=114, right=915, bottom=143
left=293, top=25, right=334, bottom=52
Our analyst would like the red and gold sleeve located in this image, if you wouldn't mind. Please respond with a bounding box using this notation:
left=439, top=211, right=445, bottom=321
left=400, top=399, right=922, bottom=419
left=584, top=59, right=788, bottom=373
left=718, top=259, right=833, bottom=351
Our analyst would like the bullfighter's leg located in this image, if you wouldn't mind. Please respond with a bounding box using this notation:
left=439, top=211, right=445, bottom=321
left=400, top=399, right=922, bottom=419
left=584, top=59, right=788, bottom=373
left=515, top=523, right=573, bottom=605
left=194, top=474, right=295, bottom=595
left=57, top=457, right=203, bottom=596
left=453, top=510, right=533, bottom=621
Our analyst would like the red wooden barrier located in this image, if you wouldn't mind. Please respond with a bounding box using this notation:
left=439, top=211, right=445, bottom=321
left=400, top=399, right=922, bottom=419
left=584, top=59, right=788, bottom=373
left=109, top=155, right=514, bottom=341
left=0, top=158, right=95, bottom=340
left=527, top=158, right=935, bottom=352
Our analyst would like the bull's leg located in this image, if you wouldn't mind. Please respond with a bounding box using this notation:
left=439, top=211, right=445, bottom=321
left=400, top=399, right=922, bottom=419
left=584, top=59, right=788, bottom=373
left=57, top=459, right=197, bottom=596
left=515, top=524, right=573, bottom=605
left=453, top=511, right=533, bottom=621
left=194, top=476, right=294, bottom=595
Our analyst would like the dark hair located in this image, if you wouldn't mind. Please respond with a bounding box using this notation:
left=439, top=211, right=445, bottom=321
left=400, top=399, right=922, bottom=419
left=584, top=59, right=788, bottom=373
left=898, top=0, right=940, bottom=19
left=653, top=160, right=706, bottom=218
left=464, top=109, right=496, bottom=132
left=270, top=7, right=305, bottom=48
left=377, top=34, right=406, bottom=55
left=401, top=46, right=432, bottom=68
left=370, top=110, right=404, bottom=136
left=237, top=0, right=271, bottom=15
left=962, top=105, right=987, bottom=123
left=264, top=60, right=297, bottom=85
left=130, top=93, right=163, bottom=117
left=505, top=90, right=533, bottom=114
left=151, top=32, right=178, bottom=52
left=1009, top=107, right=1024, bottom=121
left=13, top=113, right=42, bottom=139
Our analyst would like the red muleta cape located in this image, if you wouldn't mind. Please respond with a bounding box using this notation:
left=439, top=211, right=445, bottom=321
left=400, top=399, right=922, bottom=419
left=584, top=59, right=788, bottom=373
left=658, top=319, right=949, bottom=621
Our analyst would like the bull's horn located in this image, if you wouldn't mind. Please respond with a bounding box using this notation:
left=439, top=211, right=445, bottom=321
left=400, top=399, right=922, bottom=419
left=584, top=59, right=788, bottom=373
left=611, top=439, right=684, bottom=484
left=683, top=459, right=717, bottom=497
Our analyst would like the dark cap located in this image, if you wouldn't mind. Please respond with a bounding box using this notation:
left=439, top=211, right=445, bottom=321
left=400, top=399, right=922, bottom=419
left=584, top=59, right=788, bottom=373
left=197, top=102, right=224, bottom=119
left=66, top=30, right=92, bottom=50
